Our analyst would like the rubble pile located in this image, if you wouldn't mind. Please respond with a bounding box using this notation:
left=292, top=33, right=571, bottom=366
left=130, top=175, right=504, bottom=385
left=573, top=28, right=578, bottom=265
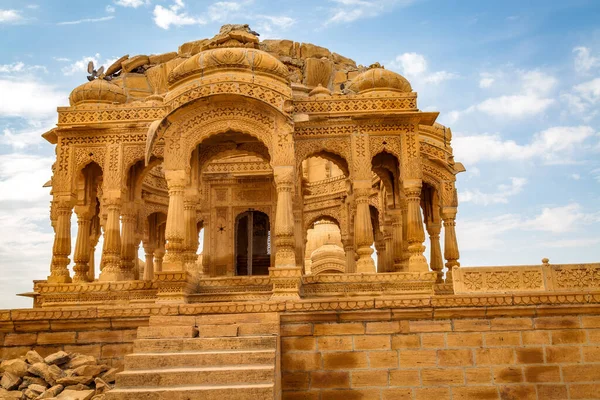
left=0, top=350, right=117, bottom=400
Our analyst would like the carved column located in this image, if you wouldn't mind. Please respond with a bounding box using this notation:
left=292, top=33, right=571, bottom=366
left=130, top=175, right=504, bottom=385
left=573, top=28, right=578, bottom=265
left=119, top=204, right=137, bottom=280
left=405, top=183, right=428, bottom=272
left=401, top=200, right=410, bottom=269
left=342, top=236, right=356, bottom=273
left=143, top=241, right=155, bottom=280
left=374, top=232, right=386, bottom=273
left=48, top=201, right=73, bottom=283
left=99, top=197, right=123, bottom=281
left=384, top=222, right=394, bottom=273
left=183, top=194, right=199, bottom=268
left=73, top=205, right=93, bottom=282
left=88, top=213, right=101, bottom=281
left=442, top=207, right=460, bottom=281
left=163, top=169, right=187, bottom=271
left=353, top=186, right=376, bottom=273
left=270, top=165, right=301, bottom=299
left=154, top=224, right=165, bottom=273
left=426, top=221, right=444, bottom=283
left=391, top=209, right=404, bottom=271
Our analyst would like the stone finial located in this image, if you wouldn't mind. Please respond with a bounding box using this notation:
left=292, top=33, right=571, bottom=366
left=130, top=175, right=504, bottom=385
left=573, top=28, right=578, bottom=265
left=542, top=258, right=550, bottom=266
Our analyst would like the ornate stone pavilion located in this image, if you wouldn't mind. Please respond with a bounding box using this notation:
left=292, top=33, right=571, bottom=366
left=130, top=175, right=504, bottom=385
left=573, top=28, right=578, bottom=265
left=3, top=25, right=599, bottom=400
left=37, top=24, right=463, bottom=306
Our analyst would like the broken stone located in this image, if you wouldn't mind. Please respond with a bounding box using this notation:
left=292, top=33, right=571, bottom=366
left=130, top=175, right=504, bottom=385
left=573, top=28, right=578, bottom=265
left=122, top=55, right=149, bottom=73
left=63, top=356, right=95, bottom=370
left=0, top=372, right=22, bottom=391
left=98, top=368, right=117, bottom=384
left=64, top=384, right=91, bottom=391
left=56, top=389, right=95, bottom=400
left=27, top=363, right=54, bottom=386
left=20, top=376, right=48, bottom=388
left=93, top=378, right=111, bottom=395
left=24, top=351, right=44, bottom=366
left=37, top=384, right=64, bottom=399
left=44, top=352, right=70, bottom=366
left=0, top=388, right=24, bottom=399
left=71, top=365, right=104, bottom=378
left=48, top=364, right=66, bottom=383
left=22, top=383, right=45, bottom=399
left=56, top=376, right=93, bottom=387
left=0, top=359, right=28, bottom=378
left=149, top=52, right=177, bottom=65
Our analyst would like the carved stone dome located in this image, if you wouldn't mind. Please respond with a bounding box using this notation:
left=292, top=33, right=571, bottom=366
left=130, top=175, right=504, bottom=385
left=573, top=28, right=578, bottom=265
left=311, top=243, right=346, bottom=274
left=347, top=68, right=412, bottom=94
left=69, top=79, right=127, bottom=106
left=169, top=47, right=289, bottom=87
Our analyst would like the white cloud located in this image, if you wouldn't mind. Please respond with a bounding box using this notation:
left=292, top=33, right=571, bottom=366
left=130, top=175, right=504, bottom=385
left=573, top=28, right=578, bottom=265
left=115, top=0, right=149, bottom=7
left=60, top=54, right=118, bottom=77
left=0, top=9, right=23, bottom=23
left=207, top=1, right=244, bottom=22
left=0, top=62, right=46, bottom=74
left=571, top=173, right=581, bottom=180
left=561, top=77, right=600, bottom=118
left=106, top=5, right=116, bottom=13
left=53, top=57, right=71, bottom=62
left=325, top=0, right=415, bottom=25
left=0, top=121, right=54, bottom=149
left=457, top=203, right=600, bottom=251
left=459, top=177, right=526, bottom=205
left=253, top=15, right=296, bottom=38
left=573, top=46, right=600, bottom=74
left=153, top=0, right=205, bottom=29
left=574, top=77, right=600, bottom=103
left=57, top=15, right=114, bottom=25
left=454, top=69, right=557, bottom=119
left=453, top=126, right=596, bottom=166
left=544, top=237, right=600, bottom=248
left=0, top=77, right=67, bottom=118
left=388, top=52, right=458, bottom=85
left=479, top=72, right=495, bottom=88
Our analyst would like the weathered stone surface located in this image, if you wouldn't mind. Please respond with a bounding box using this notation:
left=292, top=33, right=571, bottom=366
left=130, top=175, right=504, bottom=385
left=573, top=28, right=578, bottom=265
left=99, top=369, right=117, bottom=384
left=56, top=376, right=94, bottom=387
left=64, top=356, right=96, bottom=370
left=121, top=55, right=149, bottom=73
left=0, top=388, right=23, bottom=399
left=0, top=372, right=21, bottom=391
left=24, top=351, right=44, bottom=365
left=300, top=43, right=331, bottom=59
left=38, top=384, right=64, bottom=399
left=261, top=39, right=294, bottom=57
left=56, top=389, right=95, bottom=400
left=63, top=384, right=91, bottom=391
left=28, top=363, right=57, bottom=386
left=22, top=383, right=45, bottom=399
left=304, top=58, right=333, bottom=87
left=93, top=378, right=110, bottom=395
left=71, top=365, right=105, bottom=378
left=20, top=376, right=48, bottom=388
left=149, top=52, right=177, bottom=65
left=44, top=351, right=70, bottom=366
left=105, top=55, right=129, bottom=76
left=177, top=39, right=208, bottom=56
left=0, top=359, right=28, bottom=378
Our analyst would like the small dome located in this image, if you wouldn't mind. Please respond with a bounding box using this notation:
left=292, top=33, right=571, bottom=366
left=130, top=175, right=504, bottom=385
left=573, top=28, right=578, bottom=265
left=169, top=47, right=289, bottom=87
left=347, top=68, right=412, bottom=94
left=69, top=79, right=127, bottom=106
left=311, top=243, right=346, bottom=274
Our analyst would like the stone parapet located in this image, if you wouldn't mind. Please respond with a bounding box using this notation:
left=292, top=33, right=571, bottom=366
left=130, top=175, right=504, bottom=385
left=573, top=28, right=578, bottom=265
left=453, top=262, right=600, bottom=294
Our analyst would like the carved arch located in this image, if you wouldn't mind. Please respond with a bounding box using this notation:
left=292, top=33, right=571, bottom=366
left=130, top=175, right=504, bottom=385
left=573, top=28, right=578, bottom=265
left=295, top=138, right=352, bottom=177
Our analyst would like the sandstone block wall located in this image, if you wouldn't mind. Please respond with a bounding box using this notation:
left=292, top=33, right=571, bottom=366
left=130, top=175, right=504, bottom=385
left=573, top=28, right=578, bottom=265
left=280, top=312, right=600, bottom=400
left=0, top=316, right=149, bottom=368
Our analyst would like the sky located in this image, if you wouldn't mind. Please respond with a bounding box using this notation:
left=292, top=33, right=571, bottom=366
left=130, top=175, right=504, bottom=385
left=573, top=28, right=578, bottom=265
left=0, top=0, right=599, bottom=309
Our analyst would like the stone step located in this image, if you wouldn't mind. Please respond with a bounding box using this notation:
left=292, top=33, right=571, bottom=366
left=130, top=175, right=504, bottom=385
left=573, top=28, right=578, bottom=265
left=148, top=312, right=278, bottom=328
left=133, top=335, right=277, bottom=353
left=198, top=323, right=239, bottom=337
left=124, top=349, right=276, bottom=370
left=105, top=383, right=274, bottom=400
left=116, top=365, right=275, bottom=387
left=137, top=326, right=199, bottom=339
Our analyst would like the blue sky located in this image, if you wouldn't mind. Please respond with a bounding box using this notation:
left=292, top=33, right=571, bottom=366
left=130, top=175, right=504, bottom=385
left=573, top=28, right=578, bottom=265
left=0, top=0, right=599, bottom=308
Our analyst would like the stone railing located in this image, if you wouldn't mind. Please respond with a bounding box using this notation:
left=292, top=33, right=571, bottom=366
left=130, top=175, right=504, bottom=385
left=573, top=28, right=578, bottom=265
left=304, top=175, right=346, bottom=199
left=453, top=259, right=600, bottom=294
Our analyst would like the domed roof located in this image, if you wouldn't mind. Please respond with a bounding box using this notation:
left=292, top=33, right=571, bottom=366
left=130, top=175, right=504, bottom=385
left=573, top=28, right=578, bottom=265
left=311, top=243, right=346, bottom=263
left=347, top=68, right=412, bottom=94
left=69, top=79, right=127, bottom=106
left=169, top=47, right=289, bottom=87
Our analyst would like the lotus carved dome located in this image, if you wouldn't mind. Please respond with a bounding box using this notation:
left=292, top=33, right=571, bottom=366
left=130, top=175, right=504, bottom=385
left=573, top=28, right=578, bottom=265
left=69, top=79, right=127, bottom=106
left=311, top=243, right=346, bottom=274
left=169, top=47, right=289, bottom=86
left=347, top=67, right=412, bottom=94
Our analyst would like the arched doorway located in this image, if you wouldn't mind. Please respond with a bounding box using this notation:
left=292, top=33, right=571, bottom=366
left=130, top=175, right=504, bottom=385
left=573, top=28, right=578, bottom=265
left=235, top=210, right=271, bottom=276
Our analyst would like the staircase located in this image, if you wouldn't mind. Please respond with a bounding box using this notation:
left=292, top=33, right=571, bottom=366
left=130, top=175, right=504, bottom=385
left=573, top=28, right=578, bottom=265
left=106, top=312, right=280, bottom=400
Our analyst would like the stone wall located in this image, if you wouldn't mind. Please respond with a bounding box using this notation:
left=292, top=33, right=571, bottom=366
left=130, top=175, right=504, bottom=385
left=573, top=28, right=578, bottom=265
left=280, top=309, right=600, bottom=400
left=0, top=315, right=148, bottom=368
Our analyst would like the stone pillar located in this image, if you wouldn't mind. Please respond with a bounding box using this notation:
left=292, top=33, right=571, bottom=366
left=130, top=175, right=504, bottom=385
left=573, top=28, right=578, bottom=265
left=270, top=165, right=301, bottom=299
left=88, top=213, right=101, bottom=281
left=353, top=187, right=376, bottom=273
left=143, top=241, right=155, bottom=281
left=442, top=207, right=460, bottom=280
left=48, top=201, right=73, bottom=283
left=99, top=197, right=123, bottom=281
left=183, top=195, right=199, bottom=266
left=405, top=183, right=428, bottom=272
left=374, top=233, right=386, bottom=273
left=163, top=169, right=187, bottom=271
left=342, top=237, right=356, bottom=273
left=72, top=206, right=92, bottom=282
left=426, top=221, right=444, bottom=283
left=384, top=223, right=394, bottom=273
left=119, top=205, right=137, bottom=280
left=391, top=209, right=404, bottom=271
